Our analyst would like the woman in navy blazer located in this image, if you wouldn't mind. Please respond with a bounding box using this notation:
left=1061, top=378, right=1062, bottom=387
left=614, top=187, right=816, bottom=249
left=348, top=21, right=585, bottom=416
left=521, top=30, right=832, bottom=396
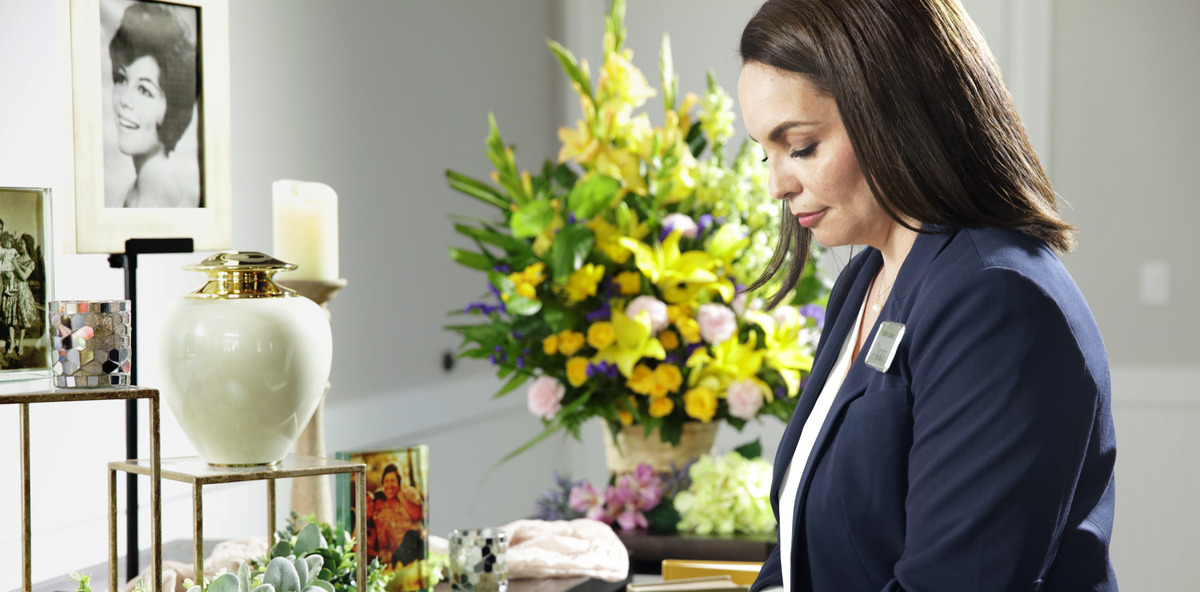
left=736, top=0, right=1117, bottom=590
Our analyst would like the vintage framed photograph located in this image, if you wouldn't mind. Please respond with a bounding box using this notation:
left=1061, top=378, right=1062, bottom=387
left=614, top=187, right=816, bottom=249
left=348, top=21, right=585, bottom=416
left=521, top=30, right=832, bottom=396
left=0, top=188, right=54, bottom=381
left=337, top=444, right=431, bottom=592
left=68, top=0, right=232, bottom=254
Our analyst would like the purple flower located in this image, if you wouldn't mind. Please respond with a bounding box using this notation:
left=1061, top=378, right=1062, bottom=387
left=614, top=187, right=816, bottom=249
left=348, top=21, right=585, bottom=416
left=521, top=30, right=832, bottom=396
left=587, top=302, right=612, bottom=322
left=492, top=264, right=511, bottom=273
left=697, top=214, right=715, bottom=235
left=800, top=304, right=826, bottom=328
left=567, top=212, right=578, bottom=224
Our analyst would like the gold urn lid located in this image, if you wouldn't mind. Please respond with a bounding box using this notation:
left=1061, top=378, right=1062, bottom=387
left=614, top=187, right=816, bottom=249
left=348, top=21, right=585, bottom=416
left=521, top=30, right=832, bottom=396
left=183, top=251, right=298, bottom=299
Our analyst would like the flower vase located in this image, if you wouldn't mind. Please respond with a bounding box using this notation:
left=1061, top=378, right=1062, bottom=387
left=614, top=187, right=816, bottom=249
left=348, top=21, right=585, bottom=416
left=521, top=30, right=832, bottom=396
left=159, top=252, right=333, bottom=466
left=602, top=422, right=719, bottom=475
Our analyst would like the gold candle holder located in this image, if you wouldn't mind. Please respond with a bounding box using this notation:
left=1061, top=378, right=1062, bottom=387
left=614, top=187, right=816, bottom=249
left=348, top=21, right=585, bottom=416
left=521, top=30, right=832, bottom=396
left=275, top=277, right=347, bottom=525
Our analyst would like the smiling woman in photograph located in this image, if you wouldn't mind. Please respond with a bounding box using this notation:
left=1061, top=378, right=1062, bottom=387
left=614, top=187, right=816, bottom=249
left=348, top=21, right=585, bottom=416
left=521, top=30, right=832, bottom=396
left=107, top=0, right=199, bottom=208
left=737, top=0, right=1117, bottom=590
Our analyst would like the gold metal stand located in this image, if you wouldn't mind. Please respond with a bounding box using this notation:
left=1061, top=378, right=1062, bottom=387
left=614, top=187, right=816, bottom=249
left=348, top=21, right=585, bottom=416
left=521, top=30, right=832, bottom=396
left=276, top=278, right=347, bottom=525
left=0, top=385, right=162, bottom=592
left=109, top=454, right=366, bottom=592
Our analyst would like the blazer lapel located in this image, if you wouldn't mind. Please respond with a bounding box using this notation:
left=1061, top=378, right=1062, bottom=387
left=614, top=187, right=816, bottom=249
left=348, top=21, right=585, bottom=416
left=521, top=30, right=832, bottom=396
left=789, top=227, right=957, bottom=513
left=770, top=250, right=881, bottom=508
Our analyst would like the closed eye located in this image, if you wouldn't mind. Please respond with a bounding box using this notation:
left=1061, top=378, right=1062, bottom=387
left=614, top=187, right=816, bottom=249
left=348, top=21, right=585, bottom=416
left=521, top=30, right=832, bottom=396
left=791, top=143, right=818, bottom=159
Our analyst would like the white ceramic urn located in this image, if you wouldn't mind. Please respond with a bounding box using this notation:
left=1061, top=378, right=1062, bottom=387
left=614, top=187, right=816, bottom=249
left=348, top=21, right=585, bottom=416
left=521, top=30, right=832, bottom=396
left=160, top=252, right=333, bottom=466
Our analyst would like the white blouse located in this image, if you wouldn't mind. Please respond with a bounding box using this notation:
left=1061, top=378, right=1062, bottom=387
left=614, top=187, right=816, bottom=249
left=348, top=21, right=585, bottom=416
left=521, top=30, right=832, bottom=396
left=776, top=294, right=867, bottom=592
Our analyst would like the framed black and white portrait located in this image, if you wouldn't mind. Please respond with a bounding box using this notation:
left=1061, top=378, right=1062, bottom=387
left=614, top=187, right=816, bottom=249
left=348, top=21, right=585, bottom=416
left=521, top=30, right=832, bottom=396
left=69, top=0, right=231, bottom=254
left=0, top=188, right=53, bottom=380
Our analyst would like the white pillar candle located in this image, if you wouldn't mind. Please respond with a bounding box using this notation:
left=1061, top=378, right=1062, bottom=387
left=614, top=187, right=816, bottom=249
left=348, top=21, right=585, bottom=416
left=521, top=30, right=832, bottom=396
left=272, top=179, right=340, bottom=280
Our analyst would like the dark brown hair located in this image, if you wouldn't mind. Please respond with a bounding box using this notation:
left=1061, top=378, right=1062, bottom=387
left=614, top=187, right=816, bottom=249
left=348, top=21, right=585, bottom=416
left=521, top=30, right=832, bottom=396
left=741, top=0, right=1074, bottom=308
left=109, top=2, right=198, bottom=155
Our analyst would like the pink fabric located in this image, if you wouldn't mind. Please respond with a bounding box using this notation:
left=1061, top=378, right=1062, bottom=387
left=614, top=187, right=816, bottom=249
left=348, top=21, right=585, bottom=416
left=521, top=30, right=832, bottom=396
left=499, top=519, right=630, bottom=582
left=122, top=538, right=269, bottom=592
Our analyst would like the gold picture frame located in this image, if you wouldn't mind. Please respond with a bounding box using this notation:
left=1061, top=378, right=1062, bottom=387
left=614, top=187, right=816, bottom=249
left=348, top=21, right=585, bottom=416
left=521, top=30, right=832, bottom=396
left=69, top=0, right=231, bottom=254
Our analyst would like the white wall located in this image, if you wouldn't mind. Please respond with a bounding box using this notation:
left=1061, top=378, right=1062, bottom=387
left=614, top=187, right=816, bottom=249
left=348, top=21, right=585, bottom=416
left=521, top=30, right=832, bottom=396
left=0, top=0, right=1196, bottom=590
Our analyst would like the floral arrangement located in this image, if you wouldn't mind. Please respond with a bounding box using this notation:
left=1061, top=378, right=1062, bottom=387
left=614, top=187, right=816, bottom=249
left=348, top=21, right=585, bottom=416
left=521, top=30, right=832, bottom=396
left=543, top=442, right=775, bottom=535
left=445, top=0, right=828, bottom=457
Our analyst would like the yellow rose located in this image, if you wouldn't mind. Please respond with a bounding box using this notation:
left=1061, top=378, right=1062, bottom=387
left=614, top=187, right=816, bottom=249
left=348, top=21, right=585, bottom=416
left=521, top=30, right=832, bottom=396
left=614, top=271, right=642, bottom=296
left=618, top=409, right=634, bottom=426
left=627, top=364, right=655, bottom=395
left=654, top=363, right=683, bottom=392
left=558, top=331, right=586, bottom=356
left=587, top=322, right=616, bottom=350
left=566, top=356, right=590, bottom=387
left=543, top=334, right=560, bottom=356
left=684, top=386, right=717, bottom=423
left=648, top=396, right=674, bottom=418
left=659, top=330, right=679, bottom=351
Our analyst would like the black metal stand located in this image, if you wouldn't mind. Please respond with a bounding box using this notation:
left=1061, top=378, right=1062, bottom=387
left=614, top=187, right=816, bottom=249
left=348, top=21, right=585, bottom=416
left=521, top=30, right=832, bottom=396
left=107, top=237, right=193, bottom=579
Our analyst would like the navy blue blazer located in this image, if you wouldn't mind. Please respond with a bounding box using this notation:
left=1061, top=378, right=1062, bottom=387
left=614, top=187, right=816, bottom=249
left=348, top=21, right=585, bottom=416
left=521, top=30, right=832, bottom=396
left=750, top=227, right=1117, bottom=592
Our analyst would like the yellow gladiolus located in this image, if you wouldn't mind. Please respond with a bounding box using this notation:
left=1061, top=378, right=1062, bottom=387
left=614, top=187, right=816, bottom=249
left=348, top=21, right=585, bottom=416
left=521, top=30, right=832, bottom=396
left=587, top=321, right=616, bottom=350
left=684, top=386, right=717, bottom=422
left=566, top=356, right=590, bottom=387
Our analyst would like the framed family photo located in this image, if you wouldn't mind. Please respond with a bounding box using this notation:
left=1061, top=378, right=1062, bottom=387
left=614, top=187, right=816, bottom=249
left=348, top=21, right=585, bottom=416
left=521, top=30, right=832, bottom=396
left=337, top=444, right=431, bottom=592
left=0, top=188, right=54, bottom=381
left=68, top=0, right=231, bottom=254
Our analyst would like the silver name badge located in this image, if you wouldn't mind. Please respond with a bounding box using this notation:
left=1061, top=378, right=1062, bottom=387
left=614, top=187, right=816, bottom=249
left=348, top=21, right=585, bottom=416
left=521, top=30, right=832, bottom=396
left=865, top=321, right=905, bottom=373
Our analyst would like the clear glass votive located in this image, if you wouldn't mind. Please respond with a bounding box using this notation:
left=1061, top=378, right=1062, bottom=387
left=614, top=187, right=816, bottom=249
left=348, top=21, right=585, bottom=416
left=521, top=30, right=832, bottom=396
left=49, top=300, right=132, bottom=388
left=449, top=528, right=509, bottom=592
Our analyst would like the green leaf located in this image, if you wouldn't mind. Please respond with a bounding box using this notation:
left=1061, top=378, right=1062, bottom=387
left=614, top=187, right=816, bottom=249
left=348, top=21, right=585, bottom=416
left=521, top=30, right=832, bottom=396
left=496, top=392, right=592, bottom=465
left=453, top=223, right=530, bottom=255
left=659, top=420, right=683, bottom=446
left=445, top=323, right=507, bottom=344
left=448, top=247, right=492, bottom=271
left=309, top=582, right=335, bottom=592
left=566, top=175, right=621, bottom=220
left=271, top=540, right=293, bottom=558
left=510, top=201, right=557, bottom=238
left=645, top=499, right=681, bottom=533
left=506, top=294, right=542, bottom=316
left=295, top=522, right=327, bottom=556
left=264, top=556, right=301, bottom=592
left=494, top=371, right=532, bottom=398
left=445, top=170, right=508, bottom=209
left=547, top=41, right=592, bottom=100
left=686, top=120, right=706, bottom=157
left=206, top=573, right=241, bottom=592
left=733, top=438, right=763, bottom=460
left=548, top=225, right=595, bottom=282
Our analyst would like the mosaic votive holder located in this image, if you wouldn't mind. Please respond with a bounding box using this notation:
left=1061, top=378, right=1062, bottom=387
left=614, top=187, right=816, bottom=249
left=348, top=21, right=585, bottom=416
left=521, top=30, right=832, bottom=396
left=449, top=528, right=508, bottom=592
left=49, top=300, right=132, bottom=388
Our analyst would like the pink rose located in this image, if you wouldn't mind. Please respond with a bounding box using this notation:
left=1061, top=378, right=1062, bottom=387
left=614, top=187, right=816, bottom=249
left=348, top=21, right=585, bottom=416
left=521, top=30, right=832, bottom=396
left=626, top=296, right=669, bottom=332
left=661, top=213, right=699, bottom=239
left=698, top=303, right=737, bottom=344
left=726, top=378, right=765, bottom=420
left=527, top=375, right=565, bottom=420
left=771, top=305, right=799, bottom=327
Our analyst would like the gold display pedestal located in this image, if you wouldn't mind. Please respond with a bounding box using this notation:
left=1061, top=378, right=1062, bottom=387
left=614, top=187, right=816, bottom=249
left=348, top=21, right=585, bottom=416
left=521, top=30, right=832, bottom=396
left=276, top=278, right=347, bottom=525
left=0, top=384, right=162, bottom=592
left=109, top=454, right=366, bottom=591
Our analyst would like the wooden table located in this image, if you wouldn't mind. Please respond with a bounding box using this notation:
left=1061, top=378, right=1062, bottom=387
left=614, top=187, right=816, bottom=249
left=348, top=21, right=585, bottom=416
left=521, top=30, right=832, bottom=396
left=617, top=530, right=776, bottom=574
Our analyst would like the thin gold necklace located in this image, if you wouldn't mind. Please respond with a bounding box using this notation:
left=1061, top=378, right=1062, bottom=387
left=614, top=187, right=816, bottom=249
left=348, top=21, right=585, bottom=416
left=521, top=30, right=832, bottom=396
left=872, top=267, right=897, bottom=312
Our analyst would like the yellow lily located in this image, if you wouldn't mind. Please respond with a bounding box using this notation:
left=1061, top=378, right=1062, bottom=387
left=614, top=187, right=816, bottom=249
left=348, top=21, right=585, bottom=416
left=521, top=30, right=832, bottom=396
left=745, top=310, right=815, bottom=398
left=686, top=334, right=765, bottom=396
left=595, top=308, right=666, bottom=377
left=620, top=232, right=733, bottom=304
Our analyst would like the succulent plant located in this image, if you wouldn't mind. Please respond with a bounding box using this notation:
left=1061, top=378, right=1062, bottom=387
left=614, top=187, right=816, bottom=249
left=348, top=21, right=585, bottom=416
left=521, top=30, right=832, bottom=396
left=187, top=556, right=332, bottom=592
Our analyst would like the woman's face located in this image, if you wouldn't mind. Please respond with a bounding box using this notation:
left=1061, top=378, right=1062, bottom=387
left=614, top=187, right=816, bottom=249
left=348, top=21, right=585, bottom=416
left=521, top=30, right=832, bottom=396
left=382, top=472, right=400, bottom=499
left=113, top=55, right=167, bottom=157
left=738, top=62, right=891, bottom=249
